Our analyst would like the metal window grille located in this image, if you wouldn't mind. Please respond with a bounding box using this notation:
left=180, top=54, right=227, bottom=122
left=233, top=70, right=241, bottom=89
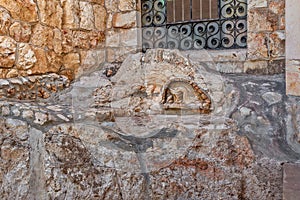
left=141, top=0, right=247, bottom=51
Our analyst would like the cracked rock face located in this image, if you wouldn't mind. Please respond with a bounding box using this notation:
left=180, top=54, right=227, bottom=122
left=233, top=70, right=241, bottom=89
left=0, top=49, right=295, bottom=199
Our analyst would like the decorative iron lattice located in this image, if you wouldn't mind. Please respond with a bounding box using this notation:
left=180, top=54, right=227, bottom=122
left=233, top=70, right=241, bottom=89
left=141, top=0, right=247, bottom=51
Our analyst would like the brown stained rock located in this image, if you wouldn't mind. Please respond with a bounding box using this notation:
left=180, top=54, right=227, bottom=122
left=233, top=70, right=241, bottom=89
left=247, top=32, right=269, bottom=59
left=243, top=60, right=268, bottom=73
left=279, top=15, right=285, bottom=30
left=248, top=8, right=277, bottom=32
left=0, top=7, right=11, bottom=35
left=79, top=2, right=95, bottom=30
left=93, top=4, right=107, bottom=31
left=59, top=69, right=74, bottom=81
left=46, top=51, right=63, bottom=73
left=286, top=71, right=300, bottom=96
left=0, top=68, right=9, bottom=78
left=269, top=1, right=285, bottom=15
left=72, top=30, right=105, bottom=50
left=61, top=29, right=73, bottom=53
left=6, top=69, right=19, bottom=78
left=118, top=0, right=137, bottom=11
left=0, top=119, right=30, bottom=199
left=36, top=0, right=63, bottom=29
left=112, top=11, right=137, bottom=29
left=17, top=43, right=37, bottom=70
left=9, top=21, right=32, bottom=43
left=89, top=30, right=105, bottom=48
left=85, top=0, right=104, bottom=5
left=283, top=163, right=300, bottom=200
left=30, top=24, right=54, bottom=49
left=269, top=31, right=285, bottom=58
left=61, top=0, right=80, bottom=29
left=28, top=46, right=61, bottom=75
left=52, top=28, right=63, bottom=54
left=105, top=0, right=118, bottom=13
left=0, top=36, right=17, bottom=68
left=63, top=53, right=80, bottom=75
left=0, top=0, right=38, bottom=22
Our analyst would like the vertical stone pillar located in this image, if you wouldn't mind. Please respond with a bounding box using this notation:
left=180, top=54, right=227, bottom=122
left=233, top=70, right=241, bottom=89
left=286, top=0, right=300, bottom=95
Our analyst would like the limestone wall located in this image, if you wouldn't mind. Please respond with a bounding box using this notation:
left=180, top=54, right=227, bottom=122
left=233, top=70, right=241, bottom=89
left=246, top=0, right=285, bottom=74
left=0, top=0, right=140, bottom=81
left=0, top=0, right=286, bottom=81
left=1, top=0, right=300, bottom=199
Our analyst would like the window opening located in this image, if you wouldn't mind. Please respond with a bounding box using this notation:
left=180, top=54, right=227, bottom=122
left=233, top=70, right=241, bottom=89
left=141, top=0, right=247, bottom=51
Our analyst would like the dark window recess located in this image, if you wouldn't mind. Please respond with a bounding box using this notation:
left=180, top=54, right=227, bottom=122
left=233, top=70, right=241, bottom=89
left=141, top=0, right=247, bottom=51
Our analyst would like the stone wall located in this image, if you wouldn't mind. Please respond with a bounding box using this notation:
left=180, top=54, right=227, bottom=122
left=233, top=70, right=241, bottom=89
left=0, top=0, right=286, bottom=80
left=0, top=0, right=140, bottom=81
left=0, top=49, right=294, bottom=199
left=285, top=0, right=300, bottom=96
left=1, top=0, right=300, bottom=199
left=197, top=0, right=285, bottom=74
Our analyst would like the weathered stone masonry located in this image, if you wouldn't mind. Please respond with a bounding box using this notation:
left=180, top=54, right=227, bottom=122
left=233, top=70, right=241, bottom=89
left=0, top=0, right=300, bottom=199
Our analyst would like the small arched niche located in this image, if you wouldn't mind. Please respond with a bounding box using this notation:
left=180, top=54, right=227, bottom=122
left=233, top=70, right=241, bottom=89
left=161, top=78, right=212, bottom=115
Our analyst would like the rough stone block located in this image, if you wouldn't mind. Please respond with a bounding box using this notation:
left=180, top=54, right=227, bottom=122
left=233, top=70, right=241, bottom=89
left=61, top=0, right=80, bottom=29
left=0, top=0, right=38, bottom=22
left=112, top=11, right=137, bottom=29
left=269, top=31, right=285, bottom=58
left=118, top=0, right=137, bottom=11
left=80, top=49, right=106, bottom=75
left=247, top=32, right=269, bottom=59
left=31, top=24, right=54, bottom=49
left=0, top=7, right=11, bottom=35
left=0, top=36, right=16, bottom=68
left=93, top=4, right=107, bottom=31
left=63, top=53, right=80, bottom=74
left=120, top=28, right=139, bottom=47
left=286, top=71, right=300, bottom=96
left=248, top=8, right=278, bottom=32
left=106, top=30, right=120, bottom=47
left=28, top=47, right=49, bottom=75
left=16, top=43, right=37, bottom=70
left=36, top=0, right=63, bottom=28
left=79, top=2, right=95, bottom=30
left=248, top=0, right=267, bottom=8
left=9, top=22, right=32, bottom=43
left=244, top=60, right=268, bottom=73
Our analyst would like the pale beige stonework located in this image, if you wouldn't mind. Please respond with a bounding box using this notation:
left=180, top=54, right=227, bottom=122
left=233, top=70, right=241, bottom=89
left=36, top=0, right=63, bottom=28
left=79, top=2, right=95, bottom=30
left=112, top=11, right=137, bottom=28
left=0, top=7, right=11, bottom=35
left=0, top=0, right=38, bottom=22
left=9, top=22, right=32, bottom=43
left=0, top=36, right=16, bottom=68
left=16, top=43, right=36, bottom=70
left=286, top=0, right=300, bottom=96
